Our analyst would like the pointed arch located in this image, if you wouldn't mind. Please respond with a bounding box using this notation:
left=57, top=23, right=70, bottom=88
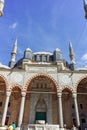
left=25, top=73, right=59, bottom=93
left=75, top=75, right=87, bottom=91
left=0, top=74, right=8, bottom=89
left=35, top=97, right=47, bottom=112
left=10, top=83, right=22, bottom=92
left=61, top=85, right=73, bottom=93
left=10, top=83, right=22, bottom=100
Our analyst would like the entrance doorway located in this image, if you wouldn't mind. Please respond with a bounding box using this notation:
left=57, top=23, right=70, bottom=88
left=28, top=75, right=57, bottom=124
left=36, top=112, right=46, bottom=121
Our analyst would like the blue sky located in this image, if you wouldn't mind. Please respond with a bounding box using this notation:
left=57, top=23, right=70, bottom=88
left=0, top=0, right=87, bottom=68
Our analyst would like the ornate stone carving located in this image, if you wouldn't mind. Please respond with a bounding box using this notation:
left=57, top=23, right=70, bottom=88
left=59, top=75, right=71, bottom=85
left=11, top=73, right=23, bottom=83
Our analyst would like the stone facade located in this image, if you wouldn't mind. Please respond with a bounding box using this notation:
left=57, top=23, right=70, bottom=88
left=0, top=43, right=87, bottom=130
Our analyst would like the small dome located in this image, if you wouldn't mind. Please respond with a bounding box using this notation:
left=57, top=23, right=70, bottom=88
left=55, top=48, right=61, bottom=52
left=0, top=0, right=4, bottom=3
left=25, top=48, right=32, bottom=52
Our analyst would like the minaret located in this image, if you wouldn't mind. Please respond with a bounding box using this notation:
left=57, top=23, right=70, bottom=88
left=69, top=41, right=75, bottom=70
left=84, top=0, right=87, bottom=19
left=9, top=39, right=17, bottom=68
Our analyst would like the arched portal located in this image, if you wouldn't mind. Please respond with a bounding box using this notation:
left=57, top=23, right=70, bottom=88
left=24, top=74, right=58, bottom=124
left=77, top=77, right=87, bottom=130
left=0, top=76, right=7, bottom=126
left=62, top=88, right=73, bottom=129
left=9, top=86, right=21, bottom=125
left=35, top=97, right=47, bottom=123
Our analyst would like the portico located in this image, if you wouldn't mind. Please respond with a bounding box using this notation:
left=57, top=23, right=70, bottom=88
left=0, top=44, right=87, bottom=130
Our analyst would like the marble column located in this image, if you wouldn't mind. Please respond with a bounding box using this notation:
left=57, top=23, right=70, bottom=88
left=18, top=92, right=26, bottom=127
left=2, top=91, right=11, bottom=126
left=57, top=92, right=64, bottom=128
left=72, top=93, right=80, bottom=127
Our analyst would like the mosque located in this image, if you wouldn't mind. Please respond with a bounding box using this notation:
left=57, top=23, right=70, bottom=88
left=0, top=39, right=87, bottom=130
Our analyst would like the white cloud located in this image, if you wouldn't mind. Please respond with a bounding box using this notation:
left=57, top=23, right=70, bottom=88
left=9, top=22, right=18, bottom=29
left=76, top=53, right=87, bottom=67
left=76, top=53, right=87, bottom=68
left=81, top=53, right=87, bottom=61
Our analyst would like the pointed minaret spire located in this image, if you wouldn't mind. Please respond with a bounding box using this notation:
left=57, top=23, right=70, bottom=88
left=11, top=38, right=17, bottom=62
left=69, top=41, right=75, bottom=70
left=69, top=41, right=75, bottom=64
left=9, top=39, right=17, bottom=68
left=84, top=0, right=87, bottom=19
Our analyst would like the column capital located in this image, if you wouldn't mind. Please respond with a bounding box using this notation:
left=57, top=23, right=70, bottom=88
left=72, top=93, right=77, bottom=98
left=6, top=91, right=11, bottom=97
left=57, top=92, right=62, bottom=98
left=21, top=91, right=26, bottom=97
